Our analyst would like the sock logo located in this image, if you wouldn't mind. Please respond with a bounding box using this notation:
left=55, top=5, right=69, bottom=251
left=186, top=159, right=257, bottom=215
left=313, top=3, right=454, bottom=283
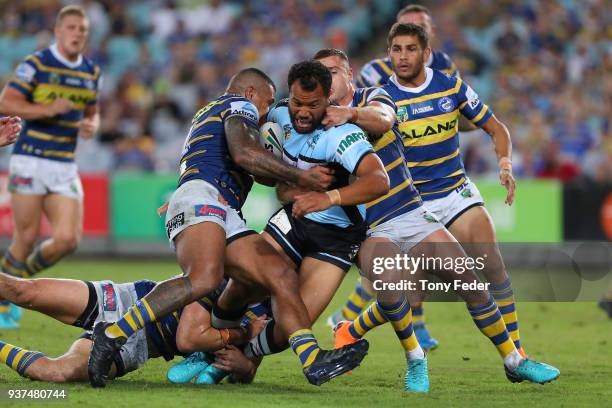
left=102, top=283, right=117, bottom=311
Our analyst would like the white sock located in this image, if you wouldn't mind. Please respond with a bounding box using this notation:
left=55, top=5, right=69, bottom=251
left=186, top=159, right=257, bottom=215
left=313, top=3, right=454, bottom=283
left=503, top=349, right=523, bottom=370
left=407, top=345, right=425, bottom=361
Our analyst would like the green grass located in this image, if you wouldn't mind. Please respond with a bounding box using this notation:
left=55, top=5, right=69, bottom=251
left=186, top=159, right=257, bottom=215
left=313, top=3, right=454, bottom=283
left=1, top=259, right=610, bottom=407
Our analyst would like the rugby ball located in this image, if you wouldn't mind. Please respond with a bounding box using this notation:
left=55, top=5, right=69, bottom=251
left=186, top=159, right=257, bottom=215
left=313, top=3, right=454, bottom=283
left=259, top=122, right=285, bottom=158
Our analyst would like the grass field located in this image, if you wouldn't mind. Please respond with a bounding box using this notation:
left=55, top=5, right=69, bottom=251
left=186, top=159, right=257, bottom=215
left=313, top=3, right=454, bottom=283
left=0, top=259, right=610, bottom=407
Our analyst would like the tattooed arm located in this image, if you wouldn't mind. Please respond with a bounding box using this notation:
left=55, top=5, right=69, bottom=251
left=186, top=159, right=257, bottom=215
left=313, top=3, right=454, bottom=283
left=225, top=117, right=333, bottom=191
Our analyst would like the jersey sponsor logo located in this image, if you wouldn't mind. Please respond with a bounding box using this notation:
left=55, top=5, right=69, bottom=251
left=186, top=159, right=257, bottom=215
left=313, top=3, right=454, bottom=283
left=8, top=175, right=33, bottom=189
left=229, top=101, right=259, bottom=123
left=166, top=212, right=185, bottom=238
left=15, top=62, right=36, bottom=83
left=269, top=209, right=292, bottom=235
left=437, top=96, right=455, bottom=113
left=194, top=204, right=227, bottom=221
left=65, top=77, right=82, bottom=87
left=102, top=283, right=117, bottom=311
left=336, top=132, right=368, bottom=155
left=411, top=101, right=434, bottom=115
left=402, top=118, right=458, bottom=139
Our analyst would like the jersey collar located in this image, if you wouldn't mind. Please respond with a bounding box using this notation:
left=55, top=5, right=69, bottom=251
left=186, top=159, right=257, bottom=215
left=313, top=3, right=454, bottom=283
left=389, top=67, right=433, bottom=93
left=50, top=43, right=83, bottom=68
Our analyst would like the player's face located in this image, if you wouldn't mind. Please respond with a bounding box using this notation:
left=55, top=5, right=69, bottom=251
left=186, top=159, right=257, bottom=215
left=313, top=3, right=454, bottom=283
left=317, top=56, right=352, bottom=105
left=55, top=15, right=89, bottom=58
left=248, top=84, right=276, bottom=125
left=288, top=82, right=328, bottom=134
left=388, top=35, right=428, bottom=82
left=397, top=11, right=433, bottom=38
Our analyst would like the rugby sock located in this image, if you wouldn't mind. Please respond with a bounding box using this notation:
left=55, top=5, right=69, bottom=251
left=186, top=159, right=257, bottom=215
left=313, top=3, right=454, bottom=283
left=341, top=279, right=374, bottom=320
left=490, top=278, right=524, bottom=354
left=1, top=251, right=29, bottom=278
left=412, top=306, right=425, bottom=328
left=348, top=302, right=388, bottom=339
left=244, top=320, right=285, bottom=358
left=0, top=340, right=45, bottom=377
left=378, top=298, right=424, bottom=360
left=24, top=246, right=53, bottom=277
left=105, top=298, right=155, bottom=339
left=0, top=300, right=9, bottom=313
left=288, top=329, right=321, bottom=368
left=468, top=297, right=522, bottom=369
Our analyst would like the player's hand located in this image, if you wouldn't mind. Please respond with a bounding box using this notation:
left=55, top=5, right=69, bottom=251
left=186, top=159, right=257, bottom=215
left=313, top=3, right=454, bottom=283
left=500, top=167, right=515, bottom=205
left=79, top=116, right=98, bottom=139
left=292, top=191, right=333, bottom=217
left=297, top=165, right=334, bottom=191
left=47, top=98, right=74, bottom=116
left=322, top=106, right=353, bottom=129
left=246, top=315, right=269, bottom=339
left=0, top=116, right=21, bottom=147
left=212, top=345, right=256, bottom=376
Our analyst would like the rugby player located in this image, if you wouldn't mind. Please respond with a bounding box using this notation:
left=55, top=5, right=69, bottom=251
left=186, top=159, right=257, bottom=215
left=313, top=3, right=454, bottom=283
left=0, top=116, right=21, bottom=147
left=332, top=23, right=559, bottom=382
left=331, top=4, right=476, bottom=348
left=87, top=68, right=369, bottom=388
left=204, top=60, right=389, bottom=382
left=0, top=6, right=101, bottom=328
left=314, top=48, right=559, bottom=390
left=0, top=271, right=266, bottom=383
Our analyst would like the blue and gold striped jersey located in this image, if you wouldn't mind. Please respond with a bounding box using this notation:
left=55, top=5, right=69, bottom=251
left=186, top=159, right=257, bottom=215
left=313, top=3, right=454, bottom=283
left=356, top=50, right=457, bottom=88
left=8, top=44, right=101, bottom=162
left=383, top=68, right=493, bottom=200
left=178, top=94, right=260, bottom=210
left=350, top=88, right=422, bottom=229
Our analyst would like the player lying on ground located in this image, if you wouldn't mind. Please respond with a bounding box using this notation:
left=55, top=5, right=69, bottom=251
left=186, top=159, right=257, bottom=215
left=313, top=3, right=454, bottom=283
left=197, top=60, right=388, bottom=384
left=0, top=271, right=266, bottom=383
left=87, top=67, right=368, bottom=388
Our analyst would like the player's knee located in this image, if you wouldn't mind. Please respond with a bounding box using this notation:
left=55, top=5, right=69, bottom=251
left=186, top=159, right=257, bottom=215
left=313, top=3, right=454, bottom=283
left=53, top=232, right=80, bottom=254
left=187, top=265, right=224, bottom=299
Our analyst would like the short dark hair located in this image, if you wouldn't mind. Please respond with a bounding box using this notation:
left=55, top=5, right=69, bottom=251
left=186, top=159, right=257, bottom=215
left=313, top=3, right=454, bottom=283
left=397, top=4, right=431, bottom=20
left=229, top=67, right=276, bottom=93
left=387, top=22, right=429, bottom=49
left=56, top=5, right=87, bottom=26
left=313, top=48, right=349, bottom=63
left=287, top=60, right=332, bottom=96
left=240, top=67, right=276, bottom=92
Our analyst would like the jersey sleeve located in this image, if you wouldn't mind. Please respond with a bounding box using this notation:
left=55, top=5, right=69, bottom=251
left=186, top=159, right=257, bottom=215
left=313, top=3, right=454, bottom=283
left=87, top=66, right=102, bottom=106
left=327, top=126, right=374, bottom=174
left=456, top=79, right=493, bottom=127
left=365, top=87, right=396, bottom=112
left=8, top=56, right=39, bottom=98
left=356, top=61, right=383, bottom=88
left=223, top=98, right=260, bottom=128
left=266, top=99, right=288, bottom=123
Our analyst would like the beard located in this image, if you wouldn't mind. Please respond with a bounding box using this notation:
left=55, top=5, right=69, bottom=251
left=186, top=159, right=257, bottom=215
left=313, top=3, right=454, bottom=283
left=393, top=55, right=425, bottom=83
left=289, top=109, right=324, bottom=134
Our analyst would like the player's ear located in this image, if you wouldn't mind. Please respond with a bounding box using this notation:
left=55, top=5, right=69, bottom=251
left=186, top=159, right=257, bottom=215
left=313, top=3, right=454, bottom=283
left=348, top=67, right=353, bottom=82
left=423, top=46, right=432, bottom=62
left=244, top=86, right=256, bottom=101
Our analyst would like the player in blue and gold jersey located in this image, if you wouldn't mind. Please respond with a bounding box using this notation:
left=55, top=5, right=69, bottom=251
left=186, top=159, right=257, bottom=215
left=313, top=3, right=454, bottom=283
left=356, top=4, right=457, bottom=88
left=315, top=47, right=560, bottom=388
left=89, top=67, right=369, bottom=388
left=0, top=5, right=101, bottom=329
left=0, top=270, right=268, bottom=384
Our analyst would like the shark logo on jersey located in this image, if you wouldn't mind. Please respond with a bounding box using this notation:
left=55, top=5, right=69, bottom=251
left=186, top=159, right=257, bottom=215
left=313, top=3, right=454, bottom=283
left=437, top=97, right=455, bottom=113
left=229, top=101, right=259, bottom=124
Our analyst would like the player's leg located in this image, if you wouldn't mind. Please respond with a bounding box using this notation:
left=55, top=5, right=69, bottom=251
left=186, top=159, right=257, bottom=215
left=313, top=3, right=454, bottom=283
left=326, top=277, right=375, bottom=328
left=447, top=204, right=525, bottom=354
left=0, top=272, right=90, bottom=325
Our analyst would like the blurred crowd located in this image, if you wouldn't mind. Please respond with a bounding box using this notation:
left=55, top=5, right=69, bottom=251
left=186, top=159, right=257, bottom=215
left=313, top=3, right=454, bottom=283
left=0, top=0, right=609, bottom=184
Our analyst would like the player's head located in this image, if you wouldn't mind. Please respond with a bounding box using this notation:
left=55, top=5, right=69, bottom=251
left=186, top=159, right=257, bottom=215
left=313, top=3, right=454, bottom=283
left=54, top=5, right=89, bottom=59
left=396, top=4, right=434, bottom=38
left=313, top=48, right=353, bottom=105
left=387, top=23, right=430, bottom=83
left=227, top=68, right=276, bottom=121
left=287, top=60, right=332, bottom=134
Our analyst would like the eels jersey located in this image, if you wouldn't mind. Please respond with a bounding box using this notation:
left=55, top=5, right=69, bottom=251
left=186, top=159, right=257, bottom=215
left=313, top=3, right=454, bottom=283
left=349, top=87, right=422, bottom=229
left=268, top=101, right=374, bottom=228
left=356, top=50, right=457, bottom=88
left=178, top=94, right=260, bottom=209
left=383, top=68, right=493, bottom=200
left=8, top=44, right=101, bottom=162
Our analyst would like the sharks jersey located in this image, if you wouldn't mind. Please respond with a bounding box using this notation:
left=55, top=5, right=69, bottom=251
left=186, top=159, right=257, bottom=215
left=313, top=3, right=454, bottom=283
left=383, top=68, right=493, bottom=200
left=267, top=101, right=374, bottom=228
left=356, top=50, right=457, bottom=88
left=8, top=44, right=101, bottom=162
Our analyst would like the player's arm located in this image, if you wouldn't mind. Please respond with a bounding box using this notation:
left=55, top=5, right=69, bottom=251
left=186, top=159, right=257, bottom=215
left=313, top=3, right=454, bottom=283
left=276, top=182, right=310, bottom=204
left=0, top=86, right=73, bottom=120
left=292, top=153, right=389, bottom=217
left=458, top=116, right=478, bottom=132
left=479, top=115, right=515, bottom=205
left=322, top=101, right=395, bottom=134
left=78, top=104, right=100, bottom=139
left=225, top=116, right=333, bottom=191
